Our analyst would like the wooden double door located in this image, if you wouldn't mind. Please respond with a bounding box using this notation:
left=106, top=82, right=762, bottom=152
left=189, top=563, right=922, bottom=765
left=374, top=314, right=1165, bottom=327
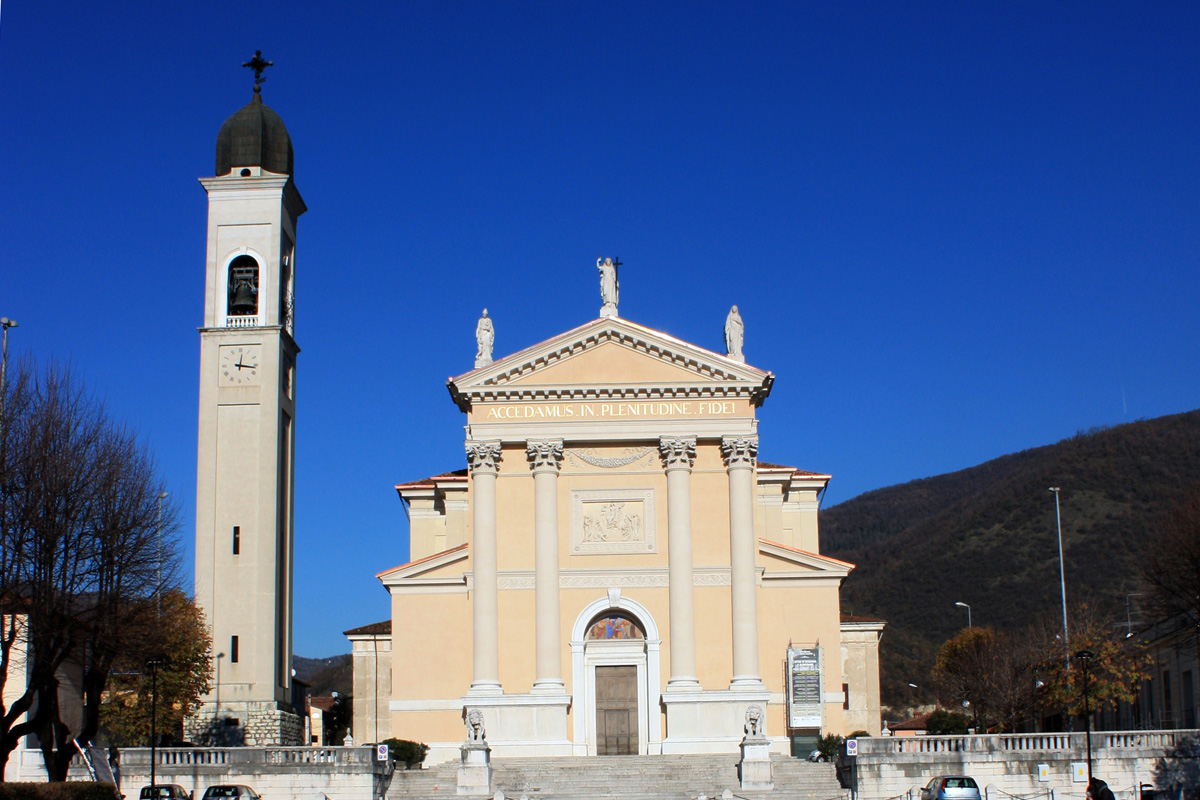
left=594, top=665, right=639, bottom=755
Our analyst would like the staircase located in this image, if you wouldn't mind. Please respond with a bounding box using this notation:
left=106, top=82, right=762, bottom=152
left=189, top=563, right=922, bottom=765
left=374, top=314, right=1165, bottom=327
left=387, top=753, right=846, bottom=800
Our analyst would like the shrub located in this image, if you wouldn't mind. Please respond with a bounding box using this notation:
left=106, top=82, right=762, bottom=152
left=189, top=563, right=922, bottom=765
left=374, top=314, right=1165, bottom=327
left=926, top=710, right=969, bottom=735
left=816, top=733, right=843, bottom=760
left=380, top=738, right=429, bottom=769
left=1154, top=735, right=1200, bottom=800
left=0, top=784, right=120, bottom=800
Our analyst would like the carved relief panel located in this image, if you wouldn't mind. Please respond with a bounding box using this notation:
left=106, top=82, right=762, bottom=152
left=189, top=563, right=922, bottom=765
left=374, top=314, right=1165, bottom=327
left=569, top=488, right=657, bottom=554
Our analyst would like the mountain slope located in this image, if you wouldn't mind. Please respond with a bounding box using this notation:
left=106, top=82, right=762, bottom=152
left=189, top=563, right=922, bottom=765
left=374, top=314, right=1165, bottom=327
left=820, top=409, right=1200, bottom=704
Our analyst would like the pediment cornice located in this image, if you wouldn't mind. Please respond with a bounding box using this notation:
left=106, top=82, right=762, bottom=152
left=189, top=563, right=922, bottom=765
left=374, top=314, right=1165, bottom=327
left=448, top=316, right=774, bottom=410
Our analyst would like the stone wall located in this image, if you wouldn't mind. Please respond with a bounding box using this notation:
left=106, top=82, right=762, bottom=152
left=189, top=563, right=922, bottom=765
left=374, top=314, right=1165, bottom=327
left=184, top=703, right=303, bottom=747
left=853, top=730, right=1198, bottom=800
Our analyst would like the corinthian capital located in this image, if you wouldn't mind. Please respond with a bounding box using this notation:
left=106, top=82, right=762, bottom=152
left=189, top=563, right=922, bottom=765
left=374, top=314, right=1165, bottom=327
left=526, top=439, right=564, bottom=473
left=466, top=440, right=503, bottom=474
left=720, top=435, right=758, bottom=469
left=659, top=436, right=697, bottom=471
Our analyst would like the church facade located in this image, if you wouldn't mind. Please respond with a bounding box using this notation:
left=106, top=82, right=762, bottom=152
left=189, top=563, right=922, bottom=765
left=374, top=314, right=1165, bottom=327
left=351, top=280, right=883, bottom=764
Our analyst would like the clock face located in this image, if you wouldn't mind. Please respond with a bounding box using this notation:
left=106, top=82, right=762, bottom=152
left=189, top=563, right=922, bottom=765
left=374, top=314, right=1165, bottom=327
left=220, top=345, right=261, bottom=385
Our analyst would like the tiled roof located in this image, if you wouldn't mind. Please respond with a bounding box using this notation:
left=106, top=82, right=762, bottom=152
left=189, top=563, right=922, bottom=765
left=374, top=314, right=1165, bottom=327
left=310, top=696, right=338, bottom=712
left=841, top=612, right=888, bottom=624
left=395, top=468, right=468, bottom=491
left=396, top=465, right=465, bottom=491
left=888, top=712, right=932, bottom=731
left=343, top=619, right=391, bottom=636
left=757, top=461, right=831, bottom=478
left=376, top=542, right=469, bottom=579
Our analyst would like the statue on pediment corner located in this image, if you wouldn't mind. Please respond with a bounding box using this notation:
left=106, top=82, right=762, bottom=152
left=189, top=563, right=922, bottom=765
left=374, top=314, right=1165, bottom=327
left=475, top=309, right=494, bottom=368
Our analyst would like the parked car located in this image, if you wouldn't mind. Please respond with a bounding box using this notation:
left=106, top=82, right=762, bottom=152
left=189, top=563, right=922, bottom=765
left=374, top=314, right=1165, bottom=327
left=201, top=786, right=261, bottom=800
left=141, top=785, right=192, bottom=800
left=921, top=776, right=981, bottom=800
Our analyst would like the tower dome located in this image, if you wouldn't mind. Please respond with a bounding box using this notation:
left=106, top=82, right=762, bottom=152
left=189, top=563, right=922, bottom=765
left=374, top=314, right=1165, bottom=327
left=215, top=92, right=294, bottom=177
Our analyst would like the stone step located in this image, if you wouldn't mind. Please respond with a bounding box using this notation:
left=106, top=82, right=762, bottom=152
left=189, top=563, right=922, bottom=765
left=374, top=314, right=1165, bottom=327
left=387, top=753, right=845, bottom=800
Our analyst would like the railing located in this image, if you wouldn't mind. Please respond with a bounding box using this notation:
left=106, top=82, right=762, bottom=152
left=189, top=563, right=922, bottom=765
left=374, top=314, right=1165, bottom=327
left=857, top=729, right=1199, bottom=757
left=224, top=315, right=259, bottom=328
left=118, top=746, right=380, bottom=768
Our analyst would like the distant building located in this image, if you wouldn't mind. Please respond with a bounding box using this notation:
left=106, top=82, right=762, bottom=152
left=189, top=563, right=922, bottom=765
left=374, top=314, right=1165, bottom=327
left=1105, top=615, right=1198, bottom=731
left=345, top=621, right=392, bottom=745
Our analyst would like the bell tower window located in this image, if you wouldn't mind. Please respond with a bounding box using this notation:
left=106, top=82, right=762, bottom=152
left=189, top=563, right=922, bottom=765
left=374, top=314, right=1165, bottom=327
left=227, top=255, right=259, bottom=320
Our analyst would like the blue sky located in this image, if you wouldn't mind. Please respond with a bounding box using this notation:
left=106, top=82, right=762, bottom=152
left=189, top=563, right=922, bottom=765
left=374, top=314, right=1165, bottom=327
left=2, top=2, right=1197, bottom=657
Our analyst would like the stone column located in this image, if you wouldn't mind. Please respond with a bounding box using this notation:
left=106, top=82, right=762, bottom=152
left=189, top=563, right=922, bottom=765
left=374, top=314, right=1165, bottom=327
left=467, top=440, right=503, bottom=695
left=660, top=436, right=700, bottom=690
left=723, top=435, right=763, bottom=689
left=527, top=439, right=565, bottom=692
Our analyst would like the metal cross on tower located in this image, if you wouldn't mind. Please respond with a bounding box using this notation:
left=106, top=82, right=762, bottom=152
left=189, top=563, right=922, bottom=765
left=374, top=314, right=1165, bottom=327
left=243, top=50, right=273, bottom=93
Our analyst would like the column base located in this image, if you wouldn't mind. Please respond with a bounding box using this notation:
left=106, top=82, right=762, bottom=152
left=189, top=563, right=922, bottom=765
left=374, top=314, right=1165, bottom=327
left=530, top=679, right=567, bottom=694
left=729, top=676, right=766, bottom=691
left=664, top=677, right=702, bottom=692
left=467, top=681, right=503, bottom=697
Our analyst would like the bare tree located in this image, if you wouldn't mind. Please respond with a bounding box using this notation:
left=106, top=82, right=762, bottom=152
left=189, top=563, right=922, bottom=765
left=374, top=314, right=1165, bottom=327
left=1143, top=485, right=1200, bottom=668
left=0, top=359, right=182, bottom=781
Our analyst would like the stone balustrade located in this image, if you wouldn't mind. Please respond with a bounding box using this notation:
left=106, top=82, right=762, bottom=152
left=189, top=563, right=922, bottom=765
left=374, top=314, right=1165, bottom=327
left=853, top=730, right=1198, bottom=800
left=11, top=746, right=390, bottom=800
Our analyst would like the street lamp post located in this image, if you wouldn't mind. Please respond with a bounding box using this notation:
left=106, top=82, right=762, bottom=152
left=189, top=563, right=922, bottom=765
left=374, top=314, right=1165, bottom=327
left=1050, top=486, right=1072, bottom=731
left=0, top=317, right=17, bottom=413
left=156, top=492, right=168, bottom=618
left=955, top=601, right=972, bottom=627
left=1077, top=649, right=1095, bottom=787
left=146, top=655, right=167, bottom=788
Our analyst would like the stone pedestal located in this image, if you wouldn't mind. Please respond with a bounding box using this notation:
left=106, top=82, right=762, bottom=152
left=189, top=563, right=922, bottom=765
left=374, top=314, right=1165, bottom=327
left=457, top=742, right=492, bottom=796
left=661, top=689, right=772, bottom=754
left=739, top=737, right=773, bottom=790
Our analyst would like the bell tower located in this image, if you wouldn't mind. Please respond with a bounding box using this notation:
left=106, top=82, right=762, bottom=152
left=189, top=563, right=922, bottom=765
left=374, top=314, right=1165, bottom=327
left=190, top=53, right=305, bottom=746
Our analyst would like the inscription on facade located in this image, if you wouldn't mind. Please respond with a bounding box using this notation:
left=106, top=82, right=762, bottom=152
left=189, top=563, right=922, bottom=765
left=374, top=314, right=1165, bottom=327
left=570, top=488, right=656, bottom=555
left=483, top=401, right=739, bottom=420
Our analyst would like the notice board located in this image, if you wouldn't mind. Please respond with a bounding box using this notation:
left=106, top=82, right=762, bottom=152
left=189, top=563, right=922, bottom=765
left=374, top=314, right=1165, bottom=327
left=787, top=645, right=822, bottom=728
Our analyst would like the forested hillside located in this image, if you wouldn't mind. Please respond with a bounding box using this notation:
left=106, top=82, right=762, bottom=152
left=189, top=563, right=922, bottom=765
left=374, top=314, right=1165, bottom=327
left=820, top=409, right=1200, bottom=706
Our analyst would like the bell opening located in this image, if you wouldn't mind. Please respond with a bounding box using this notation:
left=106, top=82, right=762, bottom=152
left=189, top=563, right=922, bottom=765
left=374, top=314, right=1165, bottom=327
left=228, top=255, right=259, bottom=317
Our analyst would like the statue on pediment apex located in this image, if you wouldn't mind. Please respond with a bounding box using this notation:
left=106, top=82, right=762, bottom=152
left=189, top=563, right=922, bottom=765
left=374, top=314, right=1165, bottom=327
left=725, top=304, right=744, bottom=362
left=598, top=256, right=620, bottom=318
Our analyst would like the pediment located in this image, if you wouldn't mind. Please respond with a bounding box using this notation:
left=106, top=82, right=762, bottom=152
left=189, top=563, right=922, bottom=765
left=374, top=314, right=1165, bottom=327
left=758, top=539, right=853, bottom=578
left=377, top=543, right=468, bottom=587
left=448, top=316, right=773, bottom=409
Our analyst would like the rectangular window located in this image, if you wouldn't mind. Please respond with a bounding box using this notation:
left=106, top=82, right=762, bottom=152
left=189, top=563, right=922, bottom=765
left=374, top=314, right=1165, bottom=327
left=1164, top=670, right=1172, bottom=724
left=843, top=683, right=850, bottom=710
left=1183, top=671, right=1195, bottom=728
left=231, top=635, right=239, bottom=663
left=232, top=526, right=240, bottom=555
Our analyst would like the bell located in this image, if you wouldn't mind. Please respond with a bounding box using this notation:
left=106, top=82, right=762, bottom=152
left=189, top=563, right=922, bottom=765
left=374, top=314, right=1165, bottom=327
left=230, top=281, right=257, bottom=315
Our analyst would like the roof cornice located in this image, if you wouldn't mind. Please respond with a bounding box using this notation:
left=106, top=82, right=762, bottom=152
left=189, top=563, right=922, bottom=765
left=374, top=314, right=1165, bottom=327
left=447, top=316, right=774, bottom=411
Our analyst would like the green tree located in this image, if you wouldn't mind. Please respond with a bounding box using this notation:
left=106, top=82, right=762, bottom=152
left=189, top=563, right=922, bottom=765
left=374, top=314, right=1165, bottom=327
left=1028, top=603, right=1149, bottom=718
left=99, top=590, right=212, bottom=745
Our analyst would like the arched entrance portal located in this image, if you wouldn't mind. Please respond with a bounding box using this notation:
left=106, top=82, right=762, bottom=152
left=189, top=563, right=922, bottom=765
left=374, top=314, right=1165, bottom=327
left=570, top=592, right=662, bottom=756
